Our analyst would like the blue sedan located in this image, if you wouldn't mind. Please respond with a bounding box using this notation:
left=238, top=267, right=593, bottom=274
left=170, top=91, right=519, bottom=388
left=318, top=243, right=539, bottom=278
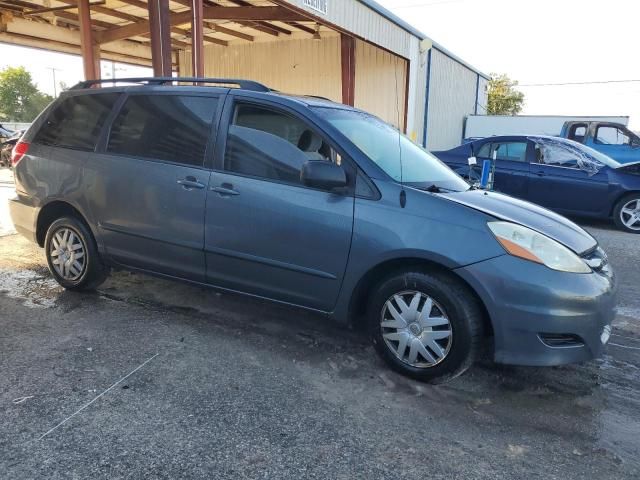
left=434, top=135, right=640, bottom=233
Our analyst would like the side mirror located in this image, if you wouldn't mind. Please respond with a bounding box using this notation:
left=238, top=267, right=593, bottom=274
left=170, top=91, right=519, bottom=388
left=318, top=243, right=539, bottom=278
left=301, top=160, right=347, bottom=191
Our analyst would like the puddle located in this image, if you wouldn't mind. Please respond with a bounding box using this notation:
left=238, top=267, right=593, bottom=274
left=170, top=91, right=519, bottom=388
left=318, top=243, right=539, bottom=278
left=0, top=267, right=63, bottom=308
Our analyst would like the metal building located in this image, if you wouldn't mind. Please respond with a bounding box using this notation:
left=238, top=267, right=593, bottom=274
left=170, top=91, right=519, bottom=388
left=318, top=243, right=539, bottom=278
left=0, top=0, right=487, bottom=150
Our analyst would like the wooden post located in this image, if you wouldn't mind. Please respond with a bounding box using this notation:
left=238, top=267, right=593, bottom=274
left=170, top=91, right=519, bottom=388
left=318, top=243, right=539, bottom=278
left=78, top=0, right=99, bottom=80
left=340, top=34, right=355, bottom=106
left=191, top=0, right=204, bottom=77
left=148, top=0, right=172, bottom=76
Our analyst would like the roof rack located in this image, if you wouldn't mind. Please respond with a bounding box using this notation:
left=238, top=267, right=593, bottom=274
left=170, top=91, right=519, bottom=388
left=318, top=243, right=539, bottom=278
left=70, top=77, right=271, bottom=92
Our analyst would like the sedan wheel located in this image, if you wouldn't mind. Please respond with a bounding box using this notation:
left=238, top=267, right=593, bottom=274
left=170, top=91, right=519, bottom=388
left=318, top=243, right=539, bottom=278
left=619, top=198, right=640, bottom=231
left=614, top=194, right=640, bottom=233
left=381, top=291, right=452, bottom=368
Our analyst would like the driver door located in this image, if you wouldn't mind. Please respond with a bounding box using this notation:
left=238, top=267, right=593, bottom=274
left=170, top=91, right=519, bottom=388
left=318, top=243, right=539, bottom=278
left=204, top=96, right=355, bottom=311
left=527, top=140, right=610, bottom=216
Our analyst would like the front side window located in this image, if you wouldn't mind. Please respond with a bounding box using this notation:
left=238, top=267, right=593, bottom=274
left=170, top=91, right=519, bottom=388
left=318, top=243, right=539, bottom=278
left=532, top=136, right=618, bottom=176
left=107, top=95, right=218, bottom=166
left=34, top=93, right=119, bottom=151
left=595, top=125, right=631, bottom=146
left=314, top=107, right=469, bottom=192
left=224, top=104, right=335, bottom=185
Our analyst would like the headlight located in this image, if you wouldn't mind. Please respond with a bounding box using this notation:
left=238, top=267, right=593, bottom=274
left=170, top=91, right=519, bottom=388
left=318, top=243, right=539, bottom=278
left=488, top=221, right=591, bottom=273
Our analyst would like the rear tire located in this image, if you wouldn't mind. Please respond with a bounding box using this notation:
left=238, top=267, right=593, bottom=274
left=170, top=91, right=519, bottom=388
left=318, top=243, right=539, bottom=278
left=367, top=270, right=484, bottom=383
left=613, top=193, right=640, bottom=233
left=44, top=216, right=108, bottom=291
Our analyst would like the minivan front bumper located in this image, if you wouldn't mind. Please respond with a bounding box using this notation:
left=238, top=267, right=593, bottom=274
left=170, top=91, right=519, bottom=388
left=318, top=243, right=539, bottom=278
left=455, top=254, right=616, bottom=366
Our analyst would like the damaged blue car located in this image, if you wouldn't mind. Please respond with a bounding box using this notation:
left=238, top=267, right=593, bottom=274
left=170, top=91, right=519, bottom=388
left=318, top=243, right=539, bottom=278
left=434, top=135, right=640, bottom=233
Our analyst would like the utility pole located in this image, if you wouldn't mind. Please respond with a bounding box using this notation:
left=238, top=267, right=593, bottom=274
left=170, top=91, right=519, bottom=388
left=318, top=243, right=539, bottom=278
left=47, top=67, right=62, bottom=97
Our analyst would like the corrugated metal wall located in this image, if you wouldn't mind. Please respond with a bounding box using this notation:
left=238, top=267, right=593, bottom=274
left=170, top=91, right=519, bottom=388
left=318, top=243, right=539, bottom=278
left=426, top=48, right=480, bottom=151
left=354, top=39, right=407, bottom=130
left=285, top=0, right=413, bottom=59
left=283, top=0, right=426, bottom=140
left=178, top=35, right=410, bottom=128
left=178, top=36, right=342, bottom=102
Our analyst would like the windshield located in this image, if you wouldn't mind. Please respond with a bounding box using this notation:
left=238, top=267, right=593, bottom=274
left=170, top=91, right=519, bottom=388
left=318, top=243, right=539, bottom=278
left=314, top=107, right=469, bottom=191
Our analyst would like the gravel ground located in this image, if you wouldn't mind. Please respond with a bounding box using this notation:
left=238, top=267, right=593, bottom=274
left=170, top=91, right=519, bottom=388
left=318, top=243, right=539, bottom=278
left=1, top=167, right=639, bottom=479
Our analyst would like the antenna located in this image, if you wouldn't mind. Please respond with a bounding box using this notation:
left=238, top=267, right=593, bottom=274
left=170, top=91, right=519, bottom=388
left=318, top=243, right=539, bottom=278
left=393, top=63, right=405, bottom=207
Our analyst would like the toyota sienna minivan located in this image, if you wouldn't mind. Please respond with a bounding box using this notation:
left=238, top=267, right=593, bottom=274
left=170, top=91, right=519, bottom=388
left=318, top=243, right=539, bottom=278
left=9, top=77, right=616, bottom=382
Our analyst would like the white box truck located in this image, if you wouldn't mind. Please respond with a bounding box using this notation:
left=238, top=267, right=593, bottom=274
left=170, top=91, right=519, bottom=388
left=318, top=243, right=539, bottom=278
left=464, top=115, right=629, bottom=139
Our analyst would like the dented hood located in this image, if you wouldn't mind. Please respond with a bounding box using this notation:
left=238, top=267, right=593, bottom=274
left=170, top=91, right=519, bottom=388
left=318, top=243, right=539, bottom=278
left=439, top=189, right=597, bottom=255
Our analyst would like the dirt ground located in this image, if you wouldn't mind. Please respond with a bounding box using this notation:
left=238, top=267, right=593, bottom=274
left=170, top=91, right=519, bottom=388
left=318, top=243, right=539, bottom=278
left=1, top=167, right=639, bottom=479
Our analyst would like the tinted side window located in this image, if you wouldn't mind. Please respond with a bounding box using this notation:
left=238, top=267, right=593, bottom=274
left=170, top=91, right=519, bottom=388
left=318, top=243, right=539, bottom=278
left=477, top=142, right=527, bottom=162
left=34, top=93, right=119, bottom=150
left=494, top=142, right=527, bottom=162
left=107, top=95, right=218, bottom=166
left=224, top=104, right=334, bottom=185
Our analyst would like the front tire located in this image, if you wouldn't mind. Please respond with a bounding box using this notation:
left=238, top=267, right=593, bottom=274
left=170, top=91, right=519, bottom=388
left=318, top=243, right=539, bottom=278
left=44, top=216, right=108, bottom=290
left=367, top=270, right=484, bottom=383
left=613, top=194, right=640, bottom=233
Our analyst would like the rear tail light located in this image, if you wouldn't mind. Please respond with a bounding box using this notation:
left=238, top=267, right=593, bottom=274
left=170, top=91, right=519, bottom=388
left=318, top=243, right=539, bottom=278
left=11, top=141, right=29, bottom=166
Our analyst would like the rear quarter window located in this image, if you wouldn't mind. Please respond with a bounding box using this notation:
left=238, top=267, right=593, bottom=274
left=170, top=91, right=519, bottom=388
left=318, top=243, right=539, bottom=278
left=33, top=93, right=119, bottom=151
left=107, top=94, right=218, bottom=167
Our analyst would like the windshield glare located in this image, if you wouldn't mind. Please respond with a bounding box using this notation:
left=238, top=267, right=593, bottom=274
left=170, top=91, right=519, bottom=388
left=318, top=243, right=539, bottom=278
left=314, top=107, right=469, bottom=191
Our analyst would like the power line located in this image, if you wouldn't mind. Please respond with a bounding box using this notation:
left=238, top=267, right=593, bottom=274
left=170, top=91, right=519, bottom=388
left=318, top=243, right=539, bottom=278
left=392, top=0, right=468, bottom=9
left=519, top=79, right=640, bottom=87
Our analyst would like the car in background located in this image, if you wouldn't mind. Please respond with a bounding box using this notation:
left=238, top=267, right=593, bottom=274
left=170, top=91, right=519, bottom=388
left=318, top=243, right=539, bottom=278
left=562, top=121, right=640, bottom=165
left=434, top=135, right=640, bottom=233
left=0, top=130, right=25, bottom=168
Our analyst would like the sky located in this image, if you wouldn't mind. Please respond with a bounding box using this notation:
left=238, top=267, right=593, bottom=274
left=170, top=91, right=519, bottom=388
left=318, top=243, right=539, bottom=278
left=0, top=0, right=639, bottom=128
left=377, top=0, right=640, bottom=129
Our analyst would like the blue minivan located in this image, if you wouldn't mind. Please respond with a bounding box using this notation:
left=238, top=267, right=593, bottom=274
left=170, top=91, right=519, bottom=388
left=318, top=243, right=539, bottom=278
left=9, top=78, right=616, bottom=382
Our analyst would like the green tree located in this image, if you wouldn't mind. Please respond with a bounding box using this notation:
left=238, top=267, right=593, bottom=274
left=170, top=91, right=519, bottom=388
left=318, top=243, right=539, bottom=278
left=0, top=66, right=53, bottom=122
left=486, top=73, right=525, bottom=115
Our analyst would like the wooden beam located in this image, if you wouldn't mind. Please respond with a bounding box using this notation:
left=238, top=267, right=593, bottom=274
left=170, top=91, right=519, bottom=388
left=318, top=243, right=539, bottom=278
left=24, top=1, right=104, bottom=16
left=340, top=34, right=355, bottom=106
left=285, top=21, right=315, bottom=35
left=148, top=0, right=172, bottom=76
left=226, top=0, right=291, bottom=35
left=203, top=21, right=252, bottom=41
left=190, top=0, right=203, bottom=76
left=170, top=27, right=226, bottom=47
left=54, top=10, right=114, bottom=29
left=97, top=7, right=304, bottom=44
left=78, top=0, right=99, bottom=80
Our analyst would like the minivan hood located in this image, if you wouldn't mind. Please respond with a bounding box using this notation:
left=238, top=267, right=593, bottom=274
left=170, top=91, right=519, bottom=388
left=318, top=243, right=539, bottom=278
left=438, top=189, right=597, bottom=254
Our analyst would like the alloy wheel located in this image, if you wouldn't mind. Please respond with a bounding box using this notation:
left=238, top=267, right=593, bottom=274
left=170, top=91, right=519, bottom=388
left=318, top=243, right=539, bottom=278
left=380, top=290, right=453, bottom=368
left=620, top=199, right=640, bottom=231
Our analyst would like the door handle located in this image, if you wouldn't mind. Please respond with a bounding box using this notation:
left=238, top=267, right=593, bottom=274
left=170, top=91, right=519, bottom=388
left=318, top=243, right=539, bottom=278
left=177, top=176, right=205, bottom=190
left=535, top=171, right=545, bottom=177
left=210, top=184, right=240, bottom=196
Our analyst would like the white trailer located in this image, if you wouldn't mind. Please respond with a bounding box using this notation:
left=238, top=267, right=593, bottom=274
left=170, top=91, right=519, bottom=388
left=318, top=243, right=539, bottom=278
left=464, top=115, right=630, bottom=140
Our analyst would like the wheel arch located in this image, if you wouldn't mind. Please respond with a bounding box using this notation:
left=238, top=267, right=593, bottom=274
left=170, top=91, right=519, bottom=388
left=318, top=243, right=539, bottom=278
left=347, top=257, right=493, bottom=338
left=36, top=200, right=92, bottom=247
left=611, top=190, right=640, bottom=217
